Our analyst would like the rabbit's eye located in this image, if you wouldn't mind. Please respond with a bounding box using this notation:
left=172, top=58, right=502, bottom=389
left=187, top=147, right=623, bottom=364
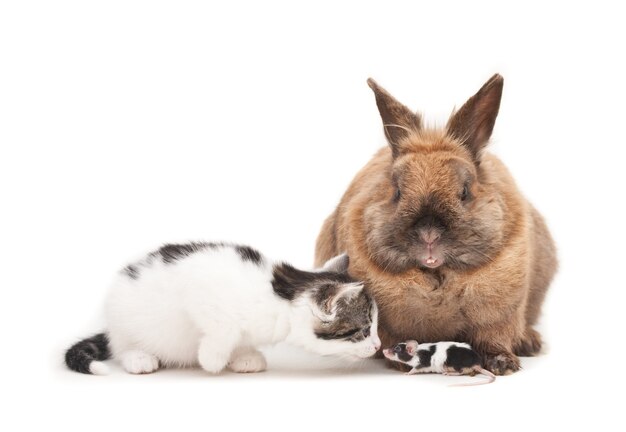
left=393, top=188, right=401, bottom=202
left=460, top=184, right=470, bottom=201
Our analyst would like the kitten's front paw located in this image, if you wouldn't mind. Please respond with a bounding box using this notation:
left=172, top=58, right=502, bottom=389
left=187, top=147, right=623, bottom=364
left=228, top=349, right=267, bottom=373
left=483, top=352, right=520, bottom=375
left=198, top=352, right=229, bottom=374
left=120, top=350, right=160, bottom=374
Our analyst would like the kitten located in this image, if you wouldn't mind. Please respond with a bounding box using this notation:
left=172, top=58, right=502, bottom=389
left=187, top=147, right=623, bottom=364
left=65, top=242, right=381, bottom=375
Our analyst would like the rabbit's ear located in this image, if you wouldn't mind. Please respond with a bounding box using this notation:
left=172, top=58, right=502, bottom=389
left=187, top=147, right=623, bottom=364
left=446, top=74, right=504, bottom=163
left=367, top=78, right=422, bottom=157
left=320, top=253, right=350, bottom=274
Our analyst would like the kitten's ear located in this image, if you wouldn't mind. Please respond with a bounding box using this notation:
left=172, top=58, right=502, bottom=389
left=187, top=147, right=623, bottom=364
left=313, top=283, right=364, bottom=316
left=367, top=78, right=422, bottom=158
left=446, top=74, right=503, bottom=162
left=320, top=253, right=350, bottom=274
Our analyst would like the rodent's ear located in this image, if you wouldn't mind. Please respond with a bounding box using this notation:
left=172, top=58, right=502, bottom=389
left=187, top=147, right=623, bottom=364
left=446, top=74, right=504, bottom=163
left=320, top=253, right=350, bottom=274
left=406, top=340, right=419, bottom=354
left=367, top=78, right=422, bottom=158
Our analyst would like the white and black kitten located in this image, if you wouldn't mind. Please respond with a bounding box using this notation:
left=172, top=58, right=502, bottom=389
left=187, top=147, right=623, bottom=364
left=65, top=242, right=380, bottom=375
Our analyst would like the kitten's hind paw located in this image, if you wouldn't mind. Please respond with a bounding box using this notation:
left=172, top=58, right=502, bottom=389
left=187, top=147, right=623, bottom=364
left=119, top=350, right=160, bottom=374
left=227, top=348, right=267, bottom=373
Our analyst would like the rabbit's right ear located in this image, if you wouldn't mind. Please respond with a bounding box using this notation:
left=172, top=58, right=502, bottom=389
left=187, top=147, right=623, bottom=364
left=367, top=78, right=422, bottom=157
left=446, top=74, right=504, bottom=163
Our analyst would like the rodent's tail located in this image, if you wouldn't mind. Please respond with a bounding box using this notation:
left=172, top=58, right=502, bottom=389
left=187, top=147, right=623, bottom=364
left=449, top=367, right=496, bottom=387
left=65, top=333, right=111, bottom=375
left=475, top=367, right=496, bottom=384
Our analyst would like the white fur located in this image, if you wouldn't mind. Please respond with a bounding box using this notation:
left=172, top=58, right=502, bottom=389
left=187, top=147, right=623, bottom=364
left=227, top=347, right=267, bottom=373
left=88, top=361, right=110, bottom=375
left=408, top=342, right=472, bottom=373
left=104, top=246, right=380, bottom=374
left=119, top=350, right=160, bottom=374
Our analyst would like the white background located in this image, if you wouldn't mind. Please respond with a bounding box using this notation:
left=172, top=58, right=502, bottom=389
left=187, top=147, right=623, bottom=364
left=1, top=1, right=624, bottom=430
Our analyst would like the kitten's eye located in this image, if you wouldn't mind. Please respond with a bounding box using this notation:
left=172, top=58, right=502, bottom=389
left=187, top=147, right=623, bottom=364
left=362, top=327, right=370, bottom=338
left=393, top=188, right=401, bottom=202
left=460, top=184, right=470, bottom=202
left=336, top=328, right=360, bottom=339
left=393, top=345, right=402, bottom=353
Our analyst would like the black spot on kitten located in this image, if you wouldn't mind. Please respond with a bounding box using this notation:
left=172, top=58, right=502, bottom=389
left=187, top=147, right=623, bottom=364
left=416, top=345, right=437, bottom=369
left=156, top=242, right=215, bottom=264
left=154, top=242, right=262, bottom=265
left=271, top=263, right=308, bottom=300
left=65, top=333, right=111, bottom=374
left=123, top=242, right=263, bottom=280
left=271, top=263, right=353, bottom=301
left=444, top=345, right=482, bottom=372
left=235, top=245, right=262, bottom=264
left=123, top=264, right=139, bottom=279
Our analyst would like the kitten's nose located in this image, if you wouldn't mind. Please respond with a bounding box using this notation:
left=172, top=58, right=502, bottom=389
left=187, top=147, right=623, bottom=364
left=373, top=337, right=381, bottom=351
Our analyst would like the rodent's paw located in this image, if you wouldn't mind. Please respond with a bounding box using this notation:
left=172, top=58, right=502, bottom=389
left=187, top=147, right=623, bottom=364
left=483, top=352, right=520, bottom=375
left=514, top=328, right=542, bottom=357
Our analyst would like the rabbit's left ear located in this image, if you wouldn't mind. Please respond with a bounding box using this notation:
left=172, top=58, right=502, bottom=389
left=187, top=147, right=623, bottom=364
left=321, top=253, right=350, bottom=274
left=367, top=78, right=422, bottom=158
left=446, top=74, right=504, bottom=163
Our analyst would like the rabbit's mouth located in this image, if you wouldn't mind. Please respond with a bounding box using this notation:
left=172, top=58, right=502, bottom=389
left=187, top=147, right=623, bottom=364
left=420, top=256, right=443, bottom=269
left=418, top=242, right=445, bottom=268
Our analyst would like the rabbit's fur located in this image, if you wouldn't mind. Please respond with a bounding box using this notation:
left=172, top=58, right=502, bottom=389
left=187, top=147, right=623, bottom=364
left=315, top=75, right=557, bottom=375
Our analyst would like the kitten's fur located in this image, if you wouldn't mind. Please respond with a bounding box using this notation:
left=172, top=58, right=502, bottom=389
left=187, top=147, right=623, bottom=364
left=65, top=242, right=380, bottom=375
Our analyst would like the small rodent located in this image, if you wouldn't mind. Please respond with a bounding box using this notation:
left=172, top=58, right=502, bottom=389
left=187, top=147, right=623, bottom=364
left=383, top=340, right=496, bottom=386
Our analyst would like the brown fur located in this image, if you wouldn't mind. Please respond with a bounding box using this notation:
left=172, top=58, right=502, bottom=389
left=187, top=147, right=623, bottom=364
left=314, top=75, right=557, bottom=375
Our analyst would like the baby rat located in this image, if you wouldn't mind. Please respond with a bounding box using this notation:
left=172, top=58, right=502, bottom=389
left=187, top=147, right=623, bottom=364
left=383, top=340, right=496, bottom=386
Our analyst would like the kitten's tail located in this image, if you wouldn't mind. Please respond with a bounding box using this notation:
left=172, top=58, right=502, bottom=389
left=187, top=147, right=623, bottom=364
left=65, top=332, right=111, bottom=375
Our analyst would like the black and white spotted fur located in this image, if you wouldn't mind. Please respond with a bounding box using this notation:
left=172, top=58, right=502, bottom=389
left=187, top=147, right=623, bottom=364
left=65, top=242, right=380, bottom=375
left=383, top=340, right=496, bottom=386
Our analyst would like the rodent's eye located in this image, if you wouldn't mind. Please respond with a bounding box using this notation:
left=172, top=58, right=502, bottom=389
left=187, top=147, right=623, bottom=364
left=393, top=345, right=402, bottom=353
left=393, top=188, right=401, bottom=202
left=460, top=184, right=470, bottom=202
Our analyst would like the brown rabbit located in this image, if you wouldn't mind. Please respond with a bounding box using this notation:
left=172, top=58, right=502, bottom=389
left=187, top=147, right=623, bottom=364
left=314, top=74, right=557, bottom=375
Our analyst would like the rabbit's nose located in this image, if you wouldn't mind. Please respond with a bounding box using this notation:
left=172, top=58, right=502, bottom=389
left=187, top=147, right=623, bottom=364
left=418, top=228, right=441, bottom=245
left=414, top=212, right=446, bottom=235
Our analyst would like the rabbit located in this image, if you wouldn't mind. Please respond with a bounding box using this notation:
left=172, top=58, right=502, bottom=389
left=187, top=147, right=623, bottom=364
left=314, top=74, right=557, bottom=375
